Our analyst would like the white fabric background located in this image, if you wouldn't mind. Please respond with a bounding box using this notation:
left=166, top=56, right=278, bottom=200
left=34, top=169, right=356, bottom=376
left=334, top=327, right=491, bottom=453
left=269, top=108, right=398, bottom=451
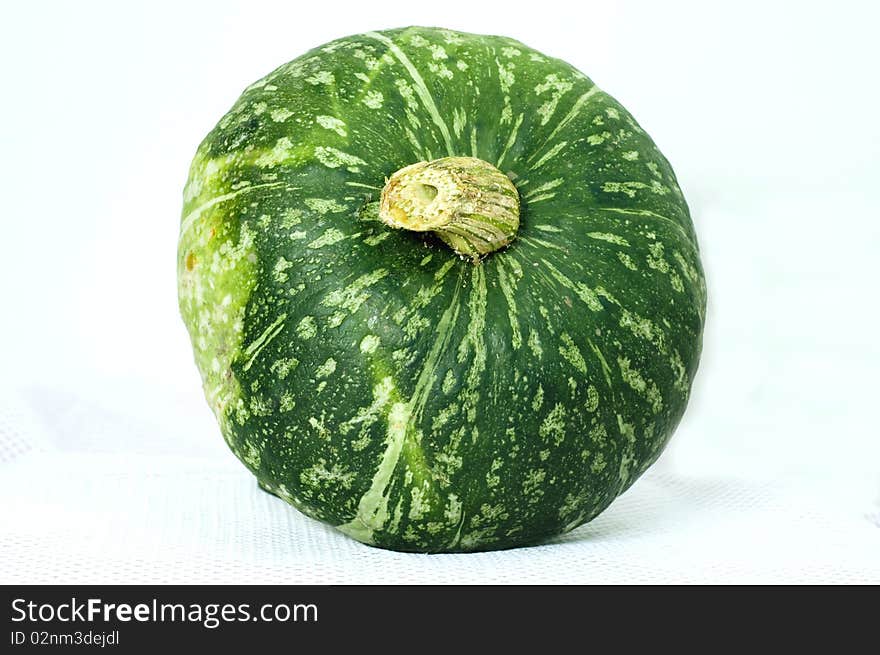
left=2, top=1, right=879, bottom=583
left=2, top=382, right=878, bottom=584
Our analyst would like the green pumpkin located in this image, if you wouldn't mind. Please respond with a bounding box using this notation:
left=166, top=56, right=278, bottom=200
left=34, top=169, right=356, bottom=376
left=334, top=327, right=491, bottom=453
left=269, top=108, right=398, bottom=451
left=178, top=26, right=706, bottom=552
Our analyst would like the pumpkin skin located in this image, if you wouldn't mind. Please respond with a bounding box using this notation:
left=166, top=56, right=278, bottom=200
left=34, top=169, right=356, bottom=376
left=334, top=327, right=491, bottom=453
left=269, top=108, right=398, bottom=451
left=178, top=26, right=706, bottom=552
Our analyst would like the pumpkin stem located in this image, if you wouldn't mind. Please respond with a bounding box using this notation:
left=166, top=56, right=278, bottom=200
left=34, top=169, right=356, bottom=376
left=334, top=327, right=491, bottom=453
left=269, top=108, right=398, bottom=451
left=378, top=156, right=520, bottom=261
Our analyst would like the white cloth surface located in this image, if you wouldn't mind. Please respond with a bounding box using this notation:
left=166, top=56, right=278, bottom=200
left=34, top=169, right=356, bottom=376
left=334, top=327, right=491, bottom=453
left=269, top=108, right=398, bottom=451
left=2, top=383, right=878, bottom=585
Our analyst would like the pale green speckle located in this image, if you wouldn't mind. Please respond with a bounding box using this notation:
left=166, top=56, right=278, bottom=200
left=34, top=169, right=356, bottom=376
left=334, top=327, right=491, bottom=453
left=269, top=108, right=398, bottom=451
left=532, top=384, right=544, bottom=412
left=337, top=400, right=410, bottom=543
left=409, top=485, right=428, bottom=520
left=528, top=329, right=543, bottom=358
left=308, top=228, right=346, bottom=249
left=671, top=273, right=685, bottom=292
left=444, top=494, right=462, bottom=524
left=617, top=252, right=638, bottom=270
left=279, top=392, right=296, bottom=412
left=523, top=469, right=547, bottom=500
left=316, top=357, right=337, bottom=378
left=670, top=350, right=689, bottom=393
left=486, top=459, right=503, bottom=488
left=273, top=256, right=293, bottom=283
left=618, top=356, right=663, bottom=413
left=300, top=459, right=356, bottom=491
left=327, top=311, right=347, bottom=328
left=341, top=376, right=394, bottom=436
left=616, top=415, right=638, bottom=483
left=442, top=369, right=456, bottom=394
left=362, top=90, right=384, bottom=109
left=360, top=334, right=380, bottom=354
left=270, top=356, right=299, bottom=380
left=674, top=251, right=700, bottom=283
left=602, top=181, right=648, bottom=198
left=559, top=332, right=588, bottom=374
left=497, top=262, right=522, bottom=351
left=619, top=309, right=665, bottom=350
left=316, top=115, right=347, bottom=137
left=647, top=241, right=671, bottom=273
left=539, top=403, right=566, bottom=445
left=241, top=441, right=261, bottom=469
left=650, top=179, right=671, bottom=195
left=587, top=232, right=630, bottom=247
left=394, top=78, right=419, bottom=112
left=270, top=108, right=293, bottom=122
left=428, top=62, right=453, bottom=79
left=281, top=208, right=303, bottom=227
left=314, top=146, right=367, bottom=172
left=296, top=315, right=317, bottom=340
left=305, top=71, right=334, bottom=85
left=534, top=73, right=574, bottom=126
left=363, top=232, right=390, bottom=246
left=322, top=269, right=388, bottom=315
left=304, top=197, right=347, bottom=214
left=586, top=384, right=599, bottom=412
left=497, top=60, right=515, bottom=94
left=255, top=137, right=296, bottom=168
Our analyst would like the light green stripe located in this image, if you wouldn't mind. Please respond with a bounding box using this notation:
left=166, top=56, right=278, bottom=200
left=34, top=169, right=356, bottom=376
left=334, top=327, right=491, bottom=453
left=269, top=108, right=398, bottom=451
left=588, top=338, right=613, bottom=387
left=462, top=266, right=487, bottom=389
left=595, top=207, right=693, bottom=242
left=495, top=112, right=524, bottom=169
left=337, top=401, right=410, bottom=542
left=497, top=259, right=522, bottom=350
left=587, top=232, right=630, bottom=246
left=541, top=259, right=604, bottom=311
left=529, top=141, right=568, bottom=170
left=322, top=269, right=389, bottom=314
left=521, top=236, right=566, bottom=252
left=524, top=178, right=564, bottom=199
left=180, top=182, right=286, bottom=236
left=525, top=87, right=600, bottom=168
left=411, top=273, right=463, bottom=423
left=242, top=313, right=287, bottom=371
left=345, top=181, right=382, bottom=190
left=338, top=272, right=463, bottom=541
left=541, top=87, right=600, bottom=147
left=366, top=31, right=455, bottom=156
